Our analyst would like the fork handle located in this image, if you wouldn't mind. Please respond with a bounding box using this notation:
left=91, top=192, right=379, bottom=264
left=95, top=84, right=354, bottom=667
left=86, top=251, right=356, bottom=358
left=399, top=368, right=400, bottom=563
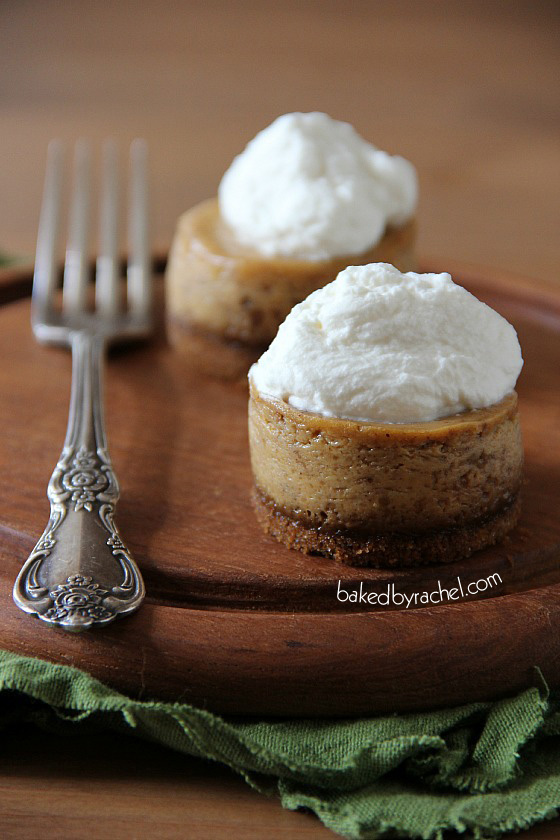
left=13, top=332, right=145, bottom=632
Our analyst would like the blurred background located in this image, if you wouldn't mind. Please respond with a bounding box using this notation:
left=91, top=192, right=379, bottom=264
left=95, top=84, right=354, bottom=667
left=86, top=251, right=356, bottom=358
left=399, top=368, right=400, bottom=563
left=1, top=0, right=559, bottom=281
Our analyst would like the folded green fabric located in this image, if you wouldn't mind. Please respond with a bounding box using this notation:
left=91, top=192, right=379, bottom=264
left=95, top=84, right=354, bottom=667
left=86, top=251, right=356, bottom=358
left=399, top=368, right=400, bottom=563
left=0, top=650, right=559, bottom=839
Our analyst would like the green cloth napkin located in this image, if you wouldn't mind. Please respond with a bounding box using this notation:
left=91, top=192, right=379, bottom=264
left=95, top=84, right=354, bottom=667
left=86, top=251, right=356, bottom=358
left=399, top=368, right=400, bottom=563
left=1, top=650, right=559, bottom=839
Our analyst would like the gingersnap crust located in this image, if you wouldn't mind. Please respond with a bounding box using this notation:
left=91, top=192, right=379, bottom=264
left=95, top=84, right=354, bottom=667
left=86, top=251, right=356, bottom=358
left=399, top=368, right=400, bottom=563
left=166, top=313, right=267, bottom=380
left=252, top=486, right=521, bottom=568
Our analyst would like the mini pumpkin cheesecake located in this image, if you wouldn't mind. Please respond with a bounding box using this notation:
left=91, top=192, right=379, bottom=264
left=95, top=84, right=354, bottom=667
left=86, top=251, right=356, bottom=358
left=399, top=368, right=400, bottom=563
left=166, top=198, right=416, bottom=353
left=248, top=263, right=524, bottom=568
left=166, top=113, right=418, bottom=373
left=249, top=385, right=523, bottom=567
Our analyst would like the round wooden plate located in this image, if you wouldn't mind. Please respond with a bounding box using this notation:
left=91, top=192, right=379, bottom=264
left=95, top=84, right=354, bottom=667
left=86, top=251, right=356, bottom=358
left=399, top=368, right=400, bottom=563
left=0, top=263, right=559, bottom=717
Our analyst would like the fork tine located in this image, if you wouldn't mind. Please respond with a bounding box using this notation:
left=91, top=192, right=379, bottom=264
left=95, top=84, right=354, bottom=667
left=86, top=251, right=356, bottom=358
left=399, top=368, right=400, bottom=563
left=127, top=139, right=151, bottom=318
left=63, top=139, right=91, bottom=314
left=96, top=139, right=120, bottom=316
left=32, top=140, right=64, bottom=322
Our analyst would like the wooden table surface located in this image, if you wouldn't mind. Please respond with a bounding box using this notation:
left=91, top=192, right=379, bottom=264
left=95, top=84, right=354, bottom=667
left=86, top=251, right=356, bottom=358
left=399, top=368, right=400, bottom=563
left=1, top=1, right=559, bottom=837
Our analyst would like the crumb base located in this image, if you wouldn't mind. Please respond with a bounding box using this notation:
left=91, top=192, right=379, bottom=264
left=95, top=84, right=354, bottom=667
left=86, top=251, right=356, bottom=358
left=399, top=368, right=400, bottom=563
left=167, top=314, right=265, bottom=380
left=252, top=487, right=521, bottom=568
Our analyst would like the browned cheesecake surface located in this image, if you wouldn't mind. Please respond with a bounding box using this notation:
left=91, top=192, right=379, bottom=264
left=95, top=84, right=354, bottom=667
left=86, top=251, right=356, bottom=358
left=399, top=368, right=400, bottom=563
left=166, top=198, right=417, bottom=346
left=248, top=384, right=523, bottom=566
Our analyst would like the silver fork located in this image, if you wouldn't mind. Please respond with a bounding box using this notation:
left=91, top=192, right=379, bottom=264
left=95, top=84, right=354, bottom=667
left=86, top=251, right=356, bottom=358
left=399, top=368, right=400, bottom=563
left=13, top=139, right=151, bottom=633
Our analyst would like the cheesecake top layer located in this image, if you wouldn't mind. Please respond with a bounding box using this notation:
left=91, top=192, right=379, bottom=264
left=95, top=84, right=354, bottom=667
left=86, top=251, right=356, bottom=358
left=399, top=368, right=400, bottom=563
left=218, top=112, right=417, bottom=260
left=249, top=263, right=524, bottom=423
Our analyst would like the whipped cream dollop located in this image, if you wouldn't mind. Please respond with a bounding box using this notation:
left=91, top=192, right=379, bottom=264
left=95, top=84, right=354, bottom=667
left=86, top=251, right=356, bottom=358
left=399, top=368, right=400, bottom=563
left=250, top=264, right=523, bottom=423
left=218, top=112, right=417, bottom=260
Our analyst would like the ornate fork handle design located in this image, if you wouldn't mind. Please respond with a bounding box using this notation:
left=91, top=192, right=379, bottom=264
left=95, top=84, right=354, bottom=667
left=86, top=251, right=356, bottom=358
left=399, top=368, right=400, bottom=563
left=13, top=331, right=145, bottom=632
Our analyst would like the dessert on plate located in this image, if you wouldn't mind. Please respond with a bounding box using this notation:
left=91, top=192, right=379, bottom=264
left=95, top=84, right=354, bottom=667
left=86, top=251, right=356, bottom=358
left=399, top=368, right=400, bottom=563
left=166, top=112, right=418, bottom=372
left=248, top=263, right=524, bottom=567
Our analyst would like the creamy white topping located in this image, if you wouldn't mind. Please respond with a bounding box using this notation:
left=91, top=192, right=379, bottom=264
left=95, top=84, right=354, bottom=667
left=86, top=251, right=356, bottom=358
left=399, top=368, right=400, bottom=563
left=218, top=112, right=417, bottom=260
left=250, top=263, right=523, bottom=423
